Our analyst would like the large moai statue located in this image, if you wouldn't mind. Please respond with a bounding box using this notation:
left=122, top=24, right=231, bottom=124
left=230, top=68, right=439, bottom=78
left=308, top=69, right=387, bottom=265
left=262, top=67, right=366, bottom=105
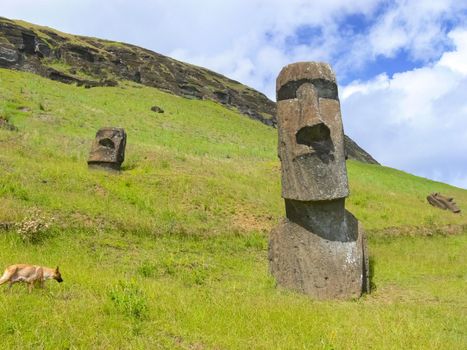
left=269, top=62, right=370, bottom=299
left=88, top=127, right=127, bottom=171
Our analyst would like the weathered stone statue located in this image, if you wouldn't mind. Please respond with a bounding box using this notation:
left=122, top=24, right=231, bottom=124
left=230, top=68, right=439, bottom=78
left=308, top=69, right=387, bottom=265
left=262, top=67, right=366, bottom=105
left=427, top=193, right=460, bottom=213
left=87, top=127, right=127, bottom=171
left=269, top=62, right=370, bottom=299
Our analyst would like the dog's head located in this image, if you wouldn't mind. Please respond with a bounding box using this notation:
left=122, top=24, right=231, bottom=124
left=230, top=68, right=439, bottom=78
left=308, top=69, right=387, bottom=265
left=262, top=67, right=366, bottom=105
left=54, top=266, right=63, bottom=283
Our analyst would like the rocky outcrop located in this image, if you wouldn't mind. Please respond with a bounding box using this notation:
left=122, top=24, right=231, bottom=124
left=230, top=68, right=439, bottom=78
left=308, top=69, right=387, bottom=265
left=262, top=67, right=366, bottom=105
left=0, top=17, right=276, bottom=122
left=0, top=17, right=378, bottom=164
left=150, top=106, right=164, bottom=113
left=344, top=135, right=378, bottom=164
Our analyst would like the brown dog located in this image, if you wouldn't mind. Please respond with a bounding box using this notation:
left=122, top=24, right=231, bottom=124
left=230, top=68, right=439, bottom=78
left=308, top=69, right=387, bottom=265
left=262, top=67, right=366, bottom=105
left=0, top=264, right=63, bottom=293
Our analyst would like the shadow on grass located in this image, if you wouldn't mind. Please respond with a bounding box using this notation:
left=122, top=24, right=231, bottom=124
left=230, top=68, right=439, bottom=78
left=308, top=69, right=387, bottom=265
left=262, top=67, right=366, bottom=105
left=369, top=256, right=377, bottom=292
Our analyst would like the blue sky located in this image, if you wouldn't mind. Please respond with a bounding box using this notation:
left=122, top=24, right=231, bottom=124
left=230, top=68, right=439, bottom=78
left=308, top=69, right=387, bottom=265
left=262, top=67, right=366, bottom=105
left=2, top=0, right=467, bottom=188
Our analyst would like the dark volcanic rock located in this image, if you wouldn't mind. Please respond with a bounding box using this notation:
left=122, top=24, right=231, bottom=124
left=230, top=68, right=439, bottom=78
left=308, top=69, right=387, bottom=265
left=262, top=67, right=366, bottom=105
left=151, top=105, right=164, bottom=113
left=0, top=17, right=377, bottom=164
left=35, top=40, right=51, bottom=58
left=0, top=45, right=18, bottom=65
left=213, top=90, right=231, bottom=104
left=344, top=135, right=378, bottom=164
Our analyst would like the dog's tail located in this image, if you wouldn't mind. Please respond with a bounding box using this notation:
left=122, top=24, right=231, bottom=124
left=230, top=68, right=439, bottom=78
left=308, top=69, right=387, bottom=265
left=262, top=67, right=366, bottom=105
left=0, top=267, right=15, bottom=285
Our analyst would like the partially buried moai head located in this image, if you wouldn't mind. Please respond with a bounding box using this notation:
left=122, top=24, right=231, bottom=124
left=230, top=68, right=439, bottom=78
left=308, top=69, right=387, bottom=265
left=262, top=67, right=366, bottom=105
left=88, top=127, right=127, bottom=171
left=276, top=62, right=348, bottom=201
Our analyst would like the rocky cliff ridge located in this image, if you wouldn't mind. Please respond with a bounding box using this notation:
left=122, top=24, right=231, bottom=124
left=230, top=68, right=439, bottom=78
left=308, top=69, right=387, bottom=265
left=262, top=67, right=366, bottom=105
left=0, top=17, right=378, bottom=164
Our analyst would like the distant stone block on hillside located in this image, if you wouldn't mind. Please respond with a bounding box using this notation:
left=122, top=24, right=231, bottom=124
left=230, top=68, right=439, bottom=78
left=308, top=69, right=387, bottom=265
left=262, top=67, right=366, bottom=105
left=88, top=127, right=127, bottom=171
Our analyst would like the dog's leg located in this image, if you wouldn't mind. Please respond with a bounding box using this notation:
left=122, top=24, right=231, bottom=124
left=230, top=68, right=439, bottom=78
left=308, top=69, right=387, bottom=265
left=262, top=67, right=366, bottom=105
left=37, top=268, right=45, bottom=289
left=28, top=282, right=33, bottom=294
left=7, top=277, right=18, bottom=291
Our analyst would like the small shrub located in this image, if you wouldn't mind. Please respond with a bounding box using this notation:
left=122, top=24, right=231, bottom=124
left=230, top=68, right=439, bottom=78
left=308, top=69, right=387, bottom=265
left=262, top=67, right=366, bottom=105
left=160, top=160, right=170, bottom=169
left=137, top=260, right=157, bottom=278
left=108, top=280, right=149, bottom=320
left=424, top=214, right=435, bottom=226
left=160, top=256, right=177, bottom=276
left=184, top=267, right=208, bottom=286
left=16, top=208, right=54, bottom=243
left=0, top=116, right=18, bottom=131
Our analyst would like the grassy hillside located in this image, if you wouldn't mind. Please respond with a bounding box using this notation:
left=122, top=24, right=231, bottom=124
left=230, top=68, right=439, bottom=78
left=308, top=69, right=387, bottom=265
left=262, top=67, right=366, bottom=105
left=0, top=17, right=277, bottom=128
left=0, top=68, right=466, bottom=349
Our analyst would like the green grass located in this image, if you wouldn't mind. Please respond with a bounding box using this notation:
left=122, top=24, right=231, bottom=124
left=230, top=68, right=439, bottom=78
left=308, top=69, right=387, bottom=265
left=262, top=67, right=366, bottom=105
left=0, top=231, right=464, bottom=349
left=0, top=68, right=466, bottom=349
left=347, top=161, right=467, bottom=232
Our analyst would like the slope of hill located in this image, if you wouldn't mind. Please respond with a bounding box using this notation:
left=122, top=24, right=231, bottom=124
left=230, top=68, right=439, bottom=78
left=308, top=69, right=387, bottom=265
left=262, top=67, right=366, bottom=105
left=0, top=69, right=466, bottom=348
left=0, top=16, right=378, bottom=164
left=1, top=69, right=465, bottom=234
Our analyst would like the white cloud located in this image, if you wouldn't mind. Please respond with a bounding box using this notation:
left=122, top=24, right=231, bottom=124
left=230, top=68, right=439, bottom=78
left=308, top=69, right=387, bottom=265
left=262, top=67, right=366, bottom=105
left=368, top=10, right=408, bottom=58
left=3, top=0, right=464, bottom=96
left=1, top=0, right=467, bottom=187
left=438, top=29, right=467, bottom=75
left=341, top=74, right=390, bottom=99
left=341, top=28, right=467, bottom=189
left=2, top=1, right=465, bottom=84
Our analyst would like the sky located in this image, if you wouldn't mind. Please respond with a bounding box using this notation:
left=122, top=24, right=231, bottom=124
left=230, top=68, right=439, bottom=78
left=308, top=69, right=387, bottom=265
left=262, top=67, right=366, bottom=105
left=2, top=0, right=467, bottom=188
